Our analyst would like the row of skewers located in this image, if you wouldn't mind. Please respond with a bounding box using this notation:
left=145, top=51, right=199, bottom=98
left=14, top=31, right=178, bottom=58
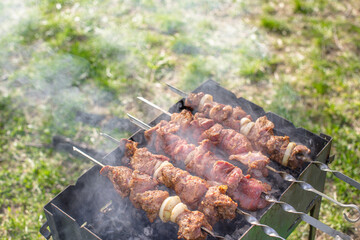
left=72, top=85, right=359, bottom=240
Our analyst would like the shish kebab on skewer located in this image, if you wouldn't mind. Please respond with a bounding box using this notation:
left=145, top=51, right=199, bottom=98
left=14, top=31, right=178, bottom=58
left=98, top=135, right=287, bottom=240
left=75, top=141, right=285, bottom=239
left=166, top=84, right=360, bottom=192
left=72, top=147, right=216, bottom=240
left=100, top=132, right=353, bottom=240
left=132, top=99, right=360, bottom=223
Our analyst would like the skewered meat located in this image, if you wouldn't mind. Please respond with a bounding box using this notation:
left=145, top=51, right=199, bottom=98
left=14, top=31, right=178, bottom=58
left=100, top=166, right=132, bottom=197
left=100, top=165, right=212, bottom=240
left=144, top=125, right=271, bottom=211
left=176, top=210, right=212, bottom=240
left=157, top=163, right=209, bottom=209
left=134, top=190, right=169, bottom=222
left=121, top=139, right=238, bottom=223
left=184, top=92, right=311, bottom=169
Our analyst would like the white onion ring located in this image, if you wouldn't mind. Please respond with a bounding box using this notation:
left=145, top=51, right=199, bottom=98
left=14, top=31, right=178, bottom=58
left=282, top=142, right=296, bottom=166
left=153, top=161, right=172, bottom=179
left=199, top=94, right=213, bottom=111
left=170, top=203, right=188, bottom=223
left=240, top=122, right=255, bottom=136
left=184, top=150, right=196, bottom=165
left=240, top=117, right=251, bottom=127
left=159, top=196, right=181, bottom=222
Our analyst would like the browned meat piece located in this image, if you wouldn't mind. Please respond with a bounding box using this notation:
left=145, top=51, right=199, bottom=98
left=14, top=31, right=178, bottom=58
left=176, top=209, right=212, bottom=240
left=199, top=123, right=223, bottom=145
left=129, top=170, right=158, bottom=208
left=222, top=118, right=241, bottom=131
left=288, top=145, right=311, bottom=169
left=198, top=185, right=237, bottom=225
left=133, top=190, right=169, bottom=223
left=171, top=110, right=193, bottom=132
left=220, top=128, right=253, bottom=155
left=186, top=148, right=217, bottom=181
left=100, top=166, right=133, bottom=198
left=229, top=152, right=269, bottom=177
left=247, top=116, right=275, bottom=151
left=266, top=135, right=290, bottom=164
left=157, top=128, right=196, bottom=164
left=232, top=106, right=251, bottom=120
left=158, top=164, right=208, bottom=209
left=209, top=103, right=233, bottom=122
left=130, top=147, right=169, bottom=176
left=118, top=139, right=139, bottom=165
left=185, top=92, right=205, bottom=109
left=211, top=160, right=243, bottom=191
left=229, top=177, right=271, bottom=211
left=189, top=115, right=215, bottom=142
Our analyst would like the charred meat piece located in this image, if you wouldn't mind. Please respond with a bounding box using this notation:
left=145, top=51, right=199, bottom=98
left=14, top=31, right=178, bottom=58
left=130, top=147, right=169, bottom=176
left=100, top=166, right=133, bottom=198
left=288, top=145, right=311, bottom=169
left=229, top=177, right=271, bottom=211
left=247, top=116, right=275, bottom=152
left=133, top=190, right=169, bottom=223
left=158, top=164, right=209, bottom=210
left=229, top=152, right=269, bottom=178
left=185, top=92, right=205, bottom=110
left=129, top=170, right=158, bottom=208
left=266, top=135, right=290, bottom=165
left=211, top=161, right=243, bottom=191
left=176, top=209, right=212, bottom=240
left=198, top=185, right=237, bottom=225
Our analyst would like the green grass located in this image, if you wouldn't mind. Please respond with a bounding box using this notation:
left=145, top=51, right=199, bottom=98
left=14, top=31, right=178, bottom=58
left=1, top=0, right=359, bottom=239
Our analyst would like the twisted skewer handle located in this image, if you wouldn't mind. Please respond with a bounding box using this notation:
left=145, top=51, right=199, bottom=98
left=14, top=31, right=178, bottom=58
left=265, top=195, right=353, bottom=240
left=236, top=208, right=285, bottom=240
left=309, top=160, right=360, bottom=191
left=267, top=166, right=360, bottom=223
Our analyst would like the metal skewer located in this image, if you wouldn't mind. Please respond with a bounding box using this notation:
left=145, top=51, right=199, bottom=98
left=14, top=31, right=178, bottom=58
left=267, top=166, right=360, bottom=223
left=136, top=98, right=360, bottom=223
left=73, top=147, right=104, bottom=167
left=126, top=114, right=285, bottom=240
left=166, top=83, right=360, bottom=192
left=74, top=146, right=225, bottom=239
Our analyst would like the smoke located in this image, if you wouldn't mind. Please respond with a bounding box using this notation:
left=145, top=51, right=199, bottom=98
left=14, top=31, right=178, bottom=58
left=0, top=0, right=273, bottom=238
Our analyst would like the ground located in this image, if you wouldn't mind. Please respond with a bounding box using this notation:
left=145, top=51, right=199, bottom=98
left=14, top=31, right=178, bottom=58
left=0, top=0, right=359, bottom=239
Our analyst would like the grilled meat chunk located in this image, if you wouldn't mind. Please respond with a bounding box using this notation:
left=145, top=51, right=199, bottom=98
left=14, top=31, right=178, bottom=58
left=158, top=164, right=208, bottom=209
left=288, top=145, right=311, bottom=169
left=229, top=177, right=271, bottom=211
left=176, top=209, right=212, bottom=240
left=229, top=152, right=269, bottom=178
left=133, top=190, right=169, bottom=223
left=185, top=92, right=205, bottom=110
left=100, top=166, right=133, bottom=198
left=129, top=170, right=158, bottom=208
left=198, top=185, right=237, bottom=225
left=131, top=147, right=169, bottom=176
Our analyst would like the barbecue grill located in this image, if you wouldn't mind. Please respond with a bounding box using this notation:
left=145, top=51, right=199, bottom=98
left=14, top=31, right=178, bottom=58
left=40, top=80, right=357, bottom=240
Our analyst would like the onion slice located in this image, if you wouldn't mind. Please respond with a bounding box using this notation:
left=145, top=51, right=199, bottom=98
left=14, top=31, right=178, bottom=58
left=240, top=117, right=251, bottom=127
left=199, top=94, right=213, bottom=111
left=153, top=161, right=172, bottom=179
left=240, top=122, right=255, bottom=136
left=170, top=203, right=188, bottom=223
left=184, top=150, right=196, bottom=165
left=282, top=142, right=296, bottom=166
left=159, top=196, right=181, bottom=222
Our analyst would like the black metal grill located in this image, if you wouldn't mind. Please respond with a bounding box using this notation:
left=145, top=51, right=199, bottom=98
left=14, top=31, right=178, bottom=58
left=40, top=80, right=333, bottom=240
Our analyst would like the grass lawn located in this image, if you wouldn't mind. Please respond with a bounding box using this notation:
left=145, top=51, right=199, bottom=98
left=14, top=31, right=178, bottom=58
left=0, top=0, right=359, bottom=239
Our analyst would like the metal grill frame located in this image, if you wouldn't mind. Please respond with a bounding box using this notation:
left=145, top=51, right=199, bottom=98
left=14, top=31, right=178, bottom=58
left=40, top=80, right=332, bottom=240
